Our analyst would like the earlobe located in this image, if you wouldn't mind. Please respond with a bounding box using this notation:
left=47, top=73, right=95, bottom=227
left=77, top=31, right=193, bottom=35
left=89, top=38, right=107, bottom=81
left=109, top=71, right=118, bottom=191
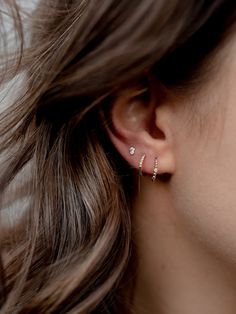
left=105, top=81, right=176, bottom=180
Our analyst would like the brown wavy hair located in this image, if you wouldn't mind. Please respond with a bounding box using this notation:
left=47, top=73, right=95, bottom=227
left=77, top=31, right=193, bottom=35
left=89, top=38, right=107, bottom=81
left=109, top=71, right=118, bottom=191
left=1, top=0, right=236, bottom=313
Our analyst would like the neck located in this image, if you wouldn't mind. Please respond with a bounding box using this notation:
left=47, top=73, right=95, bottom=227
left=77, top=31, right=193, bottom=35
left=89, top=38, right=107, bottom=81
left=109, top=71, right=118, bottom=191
left=130, top=176, right=236, bottom=314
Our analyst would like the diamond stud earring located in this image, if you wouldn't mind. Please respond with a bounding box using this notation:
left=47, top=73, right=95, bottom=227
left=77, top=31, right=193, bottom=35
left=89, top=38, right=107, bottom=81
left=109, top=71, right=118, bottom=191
left=129, top=146, right=136, bottom=155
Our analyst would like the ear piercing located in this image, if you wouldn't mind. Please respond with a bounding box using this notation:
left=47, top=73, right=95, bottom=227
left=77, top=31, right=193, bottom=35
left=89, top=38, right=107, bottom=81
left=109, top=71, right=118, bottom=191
left=152, top=157, right=159, bottom=181
left=129, top=146, right=136, bottom=155
left=139, top=154, right=146, bottom=176
left=128, top=147, right=159, bottom=181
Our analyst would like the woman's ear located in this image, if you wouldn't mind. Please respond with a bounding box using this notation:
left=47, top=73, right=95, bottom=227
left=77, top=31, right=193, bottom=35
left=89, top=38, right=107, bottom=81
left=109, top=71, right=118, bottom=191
left=106, top=79, right=176, bottom=178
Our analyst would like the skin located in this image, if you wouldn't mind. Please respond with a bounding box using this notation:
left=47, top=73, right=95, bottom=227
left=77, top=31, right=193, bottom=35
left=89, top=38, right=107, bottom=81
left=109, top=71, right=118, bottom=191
left=108, top=31, right=236, bottom=313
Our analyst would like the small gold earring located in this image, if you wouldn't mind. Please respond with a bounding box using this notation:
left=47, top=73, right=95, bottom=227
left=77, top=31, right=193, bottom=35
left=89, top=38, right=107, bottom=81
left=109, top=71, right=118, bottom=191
left=139, top=154, right=146, bottom=176
left=152, top=157, right=159, bottom=181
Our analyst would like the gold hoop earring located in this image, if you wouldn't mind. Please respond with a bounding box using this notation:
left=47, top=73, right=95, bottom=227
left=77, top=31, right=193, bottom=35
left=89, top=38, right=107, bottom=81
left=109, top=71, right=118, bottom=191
left=152, top=157, right=159, bottom=181
left=139, top=154, right=146, bottom=176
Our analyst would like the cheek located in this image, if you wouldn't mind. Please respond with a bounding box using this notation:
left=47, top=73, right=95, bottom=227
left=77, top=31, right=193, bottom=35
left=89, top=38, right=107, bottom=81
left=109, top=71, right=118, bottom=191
left=170, top=112, right=236, bottom=264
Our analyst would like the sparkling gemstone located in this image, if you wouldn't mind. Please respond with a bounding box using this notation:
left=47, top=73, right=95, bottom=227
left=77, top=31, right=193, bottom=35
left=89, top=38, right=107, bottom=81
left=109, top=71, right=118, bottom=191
left=129, top=146, right=136, bottom=155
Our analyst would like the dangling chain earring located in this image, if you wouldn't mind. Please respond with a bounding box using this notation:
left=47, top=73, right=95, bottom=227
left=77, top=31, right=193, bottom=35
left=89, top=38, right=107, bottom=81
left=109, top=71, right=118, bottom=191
left=139, top=154, right=146, bottom=176
left=138, top=153, right=146, bottom=193
left=152, top=157, right=159, bottom=181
